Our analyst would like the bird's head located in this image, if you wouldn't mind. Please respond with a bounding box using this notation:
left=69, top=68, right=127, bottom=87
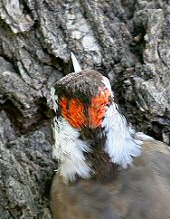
left=50, top=69, right=142, bottom=184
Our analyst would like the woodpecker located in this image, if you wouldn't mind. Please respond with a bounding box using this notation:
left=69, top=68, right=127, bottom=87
left=50, top=55, right=170, bottom=219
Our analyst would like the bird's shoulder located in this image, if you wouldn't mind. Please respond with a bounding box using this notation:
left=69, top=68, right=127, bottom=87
left=114, top=139, right=170, bottom=219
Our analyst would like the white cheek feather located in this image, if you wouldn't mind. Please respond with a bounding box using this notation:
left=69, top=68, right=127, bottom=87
left=102, top=103, right=142, bottom=168
left=52, top=116, right=91, bottom=183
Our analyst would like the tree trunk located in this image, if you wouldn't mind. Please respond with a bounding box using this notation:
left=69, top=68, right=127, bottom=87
left=0, top=0, right=169, bottom=218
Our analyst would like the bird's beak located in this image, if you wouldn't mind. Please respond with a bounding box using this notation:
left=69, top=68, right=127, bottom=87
left=71, top=52, right=82, bottom=73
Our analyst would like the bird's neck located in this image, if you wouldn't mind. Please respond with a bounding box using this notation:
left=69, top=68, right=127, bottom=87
left=85, top=151, right=119, bottom=183
left=80, top=127, right=120, bottom=182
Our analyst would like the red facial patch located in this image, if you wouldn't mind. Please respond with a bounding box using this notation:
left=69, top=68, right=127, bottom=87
left=59, top=89, right=111, bottom=129
left=88, top=89, right=110, bottom=128
left=59, top=97, right=87, bottom=129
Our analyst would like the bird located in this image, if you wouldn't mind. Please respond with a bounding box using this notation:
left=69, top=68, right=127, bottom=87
left=49, top=55, right=170, bottom=219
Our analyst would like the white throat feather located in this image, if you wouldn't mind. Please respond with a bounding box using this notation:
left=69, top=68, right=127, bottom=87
left=52, top=116, right=91, bottom=183
left=102, top=102, right=142, bottom=168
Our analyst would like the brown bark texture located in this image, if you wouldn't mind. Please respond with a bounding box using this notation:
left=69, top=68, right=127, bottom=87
left=0, top=0, right=169, bottom=218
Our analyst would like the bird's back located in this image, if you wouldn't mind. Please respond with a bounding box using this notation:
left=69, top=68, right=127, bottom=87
left=51, top=139, right=170, bottom=219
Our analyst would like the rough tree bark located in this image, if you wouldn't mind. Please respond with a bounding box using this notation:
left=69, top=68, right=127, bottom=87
left=0, top=0, right=169, bottom=218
